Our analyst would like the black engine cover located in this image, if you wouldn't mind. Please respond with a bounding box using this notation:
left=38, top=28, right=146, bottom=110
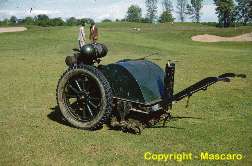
left=80, top=43, right=108, bottom=60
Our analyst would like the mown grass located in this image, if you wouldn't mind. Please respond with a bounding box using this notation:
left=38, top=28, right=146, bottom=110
left=0, top=22, right=251, bottom=166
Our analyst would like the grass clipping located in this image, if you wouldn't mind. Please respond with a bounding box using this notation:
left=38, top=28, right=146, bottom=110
left=192, top=32, right=252, bottom=42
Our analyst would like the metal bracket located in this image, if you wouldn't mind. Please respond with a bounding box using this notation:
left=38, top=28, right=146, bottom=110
left=185, top=95, right=191, bottom=108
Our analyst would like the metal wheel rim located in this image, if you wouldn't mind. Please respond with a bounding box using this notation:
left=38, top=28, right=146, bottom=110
left=63, top=71, right=102, bottom=122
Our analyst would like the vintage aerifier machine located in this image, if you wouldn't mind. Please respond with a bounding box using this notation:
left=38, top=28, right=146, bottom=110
left=56, top=43, right=246, bottom=134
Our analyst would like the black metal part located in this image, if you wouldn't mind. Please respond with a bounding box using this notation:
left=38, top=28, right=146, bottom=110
left=117, top=101, right=131, bottom=122
left=65, top=55, right=78, bottom=67
left=72, top=48, right=80, bottom=52
left=79, top=43, right=108, bottom=63
left=164, top=62, right=175, bottom=108
left=218, top=73, right=246, bottom=79
left=172, top=73, right=246, bottom=103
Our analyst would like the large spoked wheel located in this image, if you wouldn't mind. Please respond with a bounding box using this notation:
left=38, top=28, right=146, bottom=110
left=56, top=65, right=112, bottom=130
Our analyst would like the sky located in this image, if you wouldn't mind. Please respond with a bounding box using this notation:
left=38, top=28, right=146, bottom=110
left=0, top=0, right=218, bottom=22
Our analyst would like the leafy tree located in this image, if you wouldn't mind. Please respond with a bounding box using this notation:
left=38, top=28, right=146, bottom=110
left=10, top=16, right=17, bottom=24
left=160, top=0, right=174, bottom=23
left=162, top=0, right=173, bottom=12
left=214, top=0, right=235, bottom=27
left=75, top=18, right=94, bottom=26
left=235, top=0, right=252, bottom=25
left=145, top=0, right=158, bottom=23
left=50, top=17, right=65, bottom=26
left=66, top=17, right=78, bottom=26
left=126, top=5, right=142, bottom=22
left=159, top=11, right=174, bottom=23
left=83, top=18, right=94, bottom=24
left=77, top=18, right=87, bottom=25
left=34, top=14, right=50, bottom=26
left=176, top=0, right=188, bottom=22
left=186, top=0, right=204, bottom=23
left=23, top=17, right=34, bottom=25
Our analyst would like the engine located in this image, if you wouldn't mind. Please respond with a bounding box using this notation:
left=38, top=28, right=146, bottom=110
left=65, top=43, right=108, bottom=66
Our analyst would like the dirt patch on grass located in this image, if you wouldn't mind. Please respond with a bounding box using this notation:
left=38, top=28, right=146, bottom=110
left=0, top=27, right=27, bottom=33
left=192, top=32, right=252, bottom=42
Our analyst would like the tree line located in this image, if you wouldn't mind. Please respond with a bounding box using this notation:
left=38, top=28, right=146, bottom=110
left=0, top=0, right=251, bottom=28
left=127, top=0, right=252, bottom=27
left=0, top=15, right=96, bottom=27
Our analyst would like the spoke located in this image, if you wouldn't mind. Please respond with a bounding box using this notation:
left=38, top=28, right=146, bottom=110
left=69, top=84, right=80, bottom=95
left=82, top=79, right=85, bottom=92
left=69, top=108, right=82, bottom=119
left=86, top=104, right=94, bottom=117
left=82, top=75, right=89, bottom=90
left=88, top=100, right=99, bottom=109
left=75, top=80, right=82, bottom=92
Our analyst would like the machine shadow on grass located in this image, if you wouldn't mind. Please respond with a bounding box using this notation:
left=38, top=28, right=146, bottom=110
left=48, top=106, right=72, bottom=128
left=48, top=106, right=104, bottom=130
left=48, top=106, right=202, bottom=131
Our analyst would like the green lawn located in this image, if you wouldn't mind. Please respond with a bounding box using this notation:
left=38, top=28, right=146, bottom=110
left=0, top=22, right=251, bottom=165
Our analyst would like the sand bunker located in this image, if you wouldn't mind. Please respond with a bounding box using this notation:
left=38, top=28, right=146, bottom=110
left=192, top=32, right=252, bottom=42
left=0, top=27, right=27, bottom=33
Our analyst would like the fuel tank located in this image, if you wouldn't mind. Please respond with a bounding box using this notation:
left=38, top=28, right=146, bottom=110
left=99, top=60, right=165, bottom=104
left=80, top=43, right=108, bottom=60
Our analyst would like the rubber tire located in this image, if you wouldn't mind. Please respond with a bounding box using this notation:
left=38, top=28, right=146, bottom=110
left=56, top=65, right=113, bottom=130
